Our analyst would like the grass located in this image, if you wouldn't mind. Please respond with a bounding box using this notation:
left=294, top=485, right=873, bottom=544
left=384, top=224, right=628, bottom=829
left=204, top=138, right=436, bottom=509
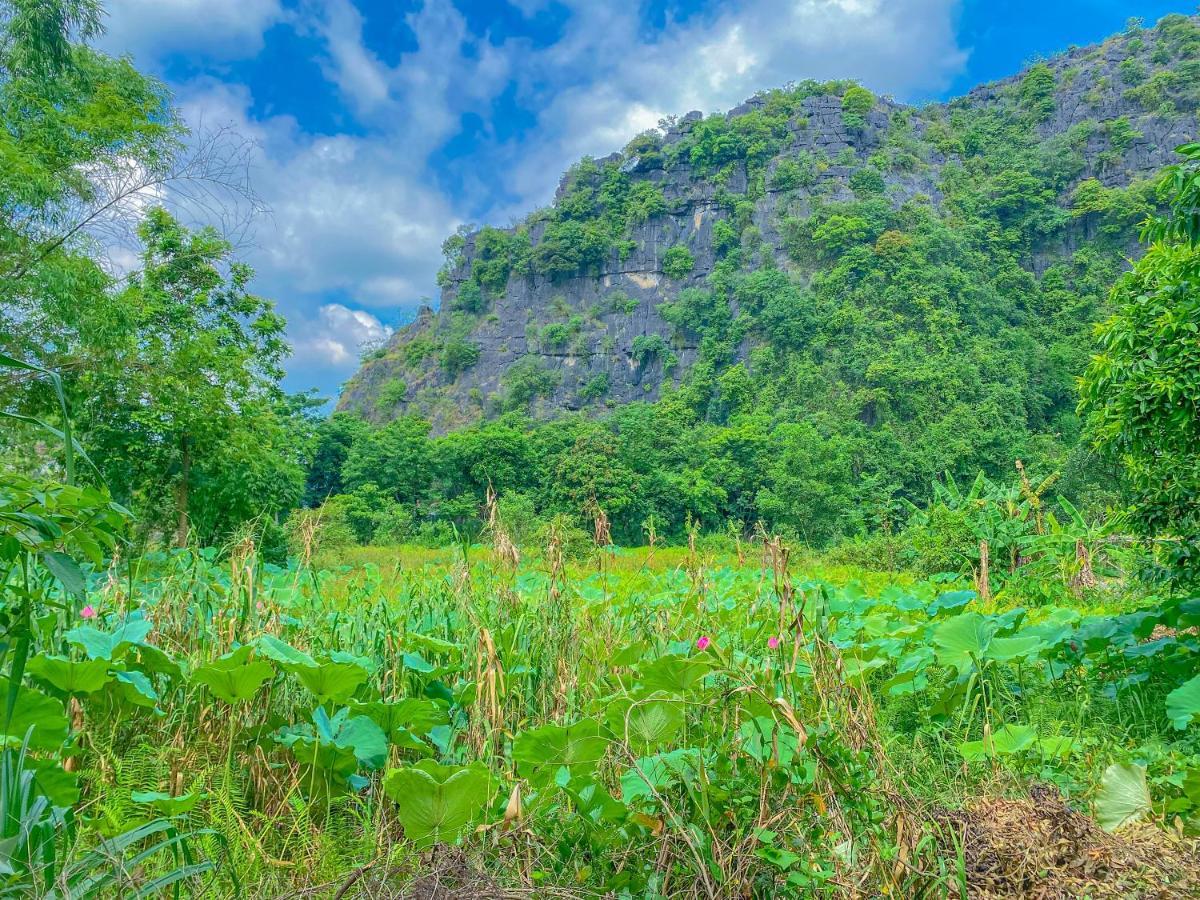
left=5, top=535, right=1199, bottom=897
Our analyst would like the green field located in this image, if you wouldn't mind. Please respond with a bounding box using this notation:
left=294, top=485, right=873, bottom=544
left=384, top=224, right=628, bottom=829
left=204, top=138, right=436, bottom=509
left=1, top=478, right=1197, bottom=896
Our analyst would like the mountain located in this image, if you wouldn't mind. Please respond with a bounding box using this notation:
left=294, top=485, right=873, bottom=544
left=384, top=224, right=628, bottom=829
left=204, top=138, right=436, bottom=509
left=338, top=14, right=1198, bottom=494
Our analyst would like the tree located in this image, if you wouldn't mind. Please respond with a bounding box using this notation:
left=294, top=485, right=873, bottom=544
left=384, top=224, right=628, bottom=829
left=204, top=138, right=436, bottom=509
left=304, top=412, right=370, bottom=506
left=341, top=415, right=433, bottom=506
left=1079, top=144, right=1200, bottom=579
left=76, top=208, right=299, bottom=546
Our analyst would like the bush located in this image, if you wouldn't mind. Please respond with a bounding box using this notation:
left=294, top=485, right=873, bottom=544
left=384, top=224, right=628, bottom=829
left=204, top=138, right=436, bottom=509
left=503, top=356, right=560, bottom=407
left=578, top=372, right=610, bottom=401
left=850, top=166, right=885, bottom=197
left=452, top=280, right=487, bottom=314
left=285, top=500, right=355, bottom=559
left=377, top=379, right=407, bottom=407
left=631, top=334, right=668, bottom=367
left=841, top=86, right=874, bottom=130
left=440, top=340, right=480, bottom=377
left=662, top=245, right=695, bottom=279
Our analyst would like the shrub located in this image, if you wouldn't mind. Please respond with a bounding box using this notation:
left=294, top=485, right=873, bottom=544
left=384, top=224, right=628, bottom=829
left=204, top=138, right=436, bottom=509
left=578, top=372, right=610, bottom=401
left=452, top=280, right=486, bottom=314
left=503, top=356, right=560, bottom=407
left=849, top=166, right=885, bottom=197
left=378, top=379, right=407, bottom=407
left=662, top=245, right=695, bottom=279
left=1019, top=63, right=1057, bottom=121
left=440, top=340, right=480, bottom=377
left=631, top=333, right=669, bottom=367
left=539, top=322, right=572, bottom=350
left=841, top=86, right=874, bottom=130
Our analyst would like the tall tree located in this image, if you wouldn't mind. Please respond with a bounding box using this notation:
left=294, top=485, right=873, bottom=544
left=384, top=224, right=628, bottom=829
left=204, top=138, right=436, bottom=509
left=1079, top=143, right=1200, bottom=581
left=76, top=208, right=300, bottom=546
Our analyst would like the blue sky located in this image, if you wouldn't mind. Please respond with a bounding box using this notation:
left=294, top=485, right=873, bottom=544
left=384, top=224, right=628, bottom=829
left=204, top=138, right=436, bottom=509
left=96, top=0, right=1191, bottom=400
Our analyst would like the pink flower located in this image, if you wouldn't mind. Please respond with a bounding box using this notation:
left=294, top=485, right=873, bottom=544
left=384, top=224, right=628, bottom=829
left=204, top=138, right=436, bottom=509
left=696, top=636, right=711, bottom=651
left=767, top=636, right=780, bottom=650
left=79, top=605, right=96, bottom=619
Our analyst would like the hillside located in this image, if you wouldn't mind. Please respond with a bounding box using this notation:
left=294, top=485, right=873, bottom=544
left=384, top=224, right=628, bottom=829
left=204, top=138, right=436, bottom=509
left=341, top=16, right=1197, bottom=434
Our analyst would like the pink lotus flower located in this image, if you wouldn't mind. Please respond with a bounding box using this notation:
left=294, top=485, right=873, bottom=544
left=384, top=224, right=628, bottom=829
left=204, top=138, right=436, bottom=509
left=80, top=605, right=96, bottom=619
left=768, top=636, right=780, bottom=650
left=696, top=636, right=711, bottom=651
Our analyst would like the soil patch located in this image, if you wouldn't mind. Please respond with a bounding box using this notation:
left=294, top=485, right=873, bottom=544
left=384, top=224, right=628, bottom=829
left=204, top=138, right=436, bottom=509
left=932, top=784, right=1198, bottom=898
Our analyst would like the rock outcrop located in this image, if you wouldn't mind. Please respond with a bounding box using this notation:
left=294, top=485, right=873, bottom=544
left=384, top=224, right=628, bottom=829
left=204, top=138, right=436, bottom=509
left=338, top=16, right=1199, bottom=433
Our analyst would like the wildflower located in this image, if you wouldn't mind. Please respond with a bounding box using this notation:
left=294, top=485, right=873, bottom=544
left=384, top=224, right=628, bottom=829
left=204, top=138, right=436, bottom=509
left=80, top=605, right=96, bottom=619
left=767, top=635, right=780, bottom=650
left=696, top=636, right=711, bottom=651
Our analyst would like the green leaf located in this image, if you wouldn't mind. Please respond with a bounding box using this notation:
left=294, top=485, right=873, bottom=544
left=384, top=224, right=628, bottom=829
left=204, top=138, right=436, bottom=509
left=351, top=698, right=448, bottom=748
left=255, top=635, right=316, bottom=669
left=383, top=760, right=493, bottom=848
left=1095, top=763, right=1151, bottom=831
left=191, top=646, right=273, bottom=705
left=0, top=677, right=68, bottom=750
left=513, top=718, right=608, bottom=787
left=607, top=697, right=684, bottom=752
left=1166, top=674, right=1200, bottom=730
left=40, top=552, right=86, bottom=598
left=29, top=757, right=80, bottom=807
left=636, top=655, right=713, bottom=694
left=292, top=660, right=369, bottom=704
left=932, top=613, right=996, bottom=671
left=131, top=791, right=200, bottom=817
left=958, top=724, right=1037, bottom=761
left=65, top=619, right=154, bottom=661
left=987, top=633, right=1045, bottom=661
left=27, top=654, right=112, bottom=694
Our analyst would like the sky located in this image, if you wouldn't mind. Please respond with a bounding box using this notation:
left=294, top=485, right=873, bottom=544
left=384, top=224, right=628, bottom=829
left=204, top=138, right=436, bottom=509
left=95, top=0, right=1193, bottom=401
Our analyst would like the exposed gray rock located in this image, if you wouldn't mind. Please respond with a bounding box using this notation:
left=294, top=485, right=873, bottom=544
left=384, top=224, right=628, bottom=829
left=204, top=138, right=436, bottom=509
left=337, top=18, right=1199, bottom=433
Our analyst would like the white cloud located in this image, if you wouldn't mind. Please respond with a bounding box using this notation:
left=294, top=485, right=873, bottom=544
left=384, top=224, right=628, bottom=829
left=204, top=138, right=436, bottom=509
left=290, top=303, right=393, bottom=372
left=490, top=0, right=967, bottom=212
left=99, top=0, right=970, bottom=396
left=98, top=0, right=282, bottom=59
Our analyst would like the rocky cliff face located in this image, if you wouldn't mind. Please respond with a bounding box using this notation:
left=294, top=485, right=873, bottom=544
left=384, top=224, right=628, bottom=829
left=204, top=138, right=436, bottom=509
left=338, top=15, right=1199, bottom=433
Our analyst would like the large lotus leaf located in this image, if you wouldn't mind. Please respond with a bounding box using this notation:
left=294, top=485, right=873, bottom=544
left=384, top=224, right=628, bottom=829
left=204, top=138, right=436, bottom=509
left=191, top=646, right=273, bottom=705
left=513, top=718, right=608, bottom=787
left=29, top=757, right=79, bottom=807
left=927, top=590, right=976, bottom=616
left=636, top=655, right=713, bottom=694
left=560, top=775, right=629, bottom=828
left=352, top=698, right=448, bottom=749
left=933, top=613, right=996, bottom=671
left=256, top=635, right=316, bottom=669
left=129, top=644, right=183, bottom=681
left=1166, top=675, right=1200, bottom=730
left=65, top=618, right=153, bottom=661
left=27, top=654, right=112, bottom=694
left=958, top=724, right=1037, bottom=761
left=111, top=670, right=159, bottom=708
left=620, top=748, right=702, bottom=805
left=739, top=716, right=800, bottom=767
left=987, top=633, right=1046, bottom=662
left=131, top=790, right=200, bottom=817
left=0, top=677, right=68, bottom=750
left=312, top=707, right=388, bottom=770
left=383, top=760, right=493, bottom=848
left=1095, top=763, right=1151, bottom=831
left=329, top=650, right=377, bottom=674
left=294, top=660, right=369, bottom=704
left=607, top=696, right=684, bottom=752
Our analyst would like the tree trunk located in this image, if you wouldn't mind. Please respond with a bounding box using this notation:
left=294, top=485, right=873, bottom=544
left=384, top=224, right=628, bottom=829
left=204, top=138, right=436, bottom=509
left=173, top=438, right=190, bottom=548
left=976, top=540, right=992, bottom=603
